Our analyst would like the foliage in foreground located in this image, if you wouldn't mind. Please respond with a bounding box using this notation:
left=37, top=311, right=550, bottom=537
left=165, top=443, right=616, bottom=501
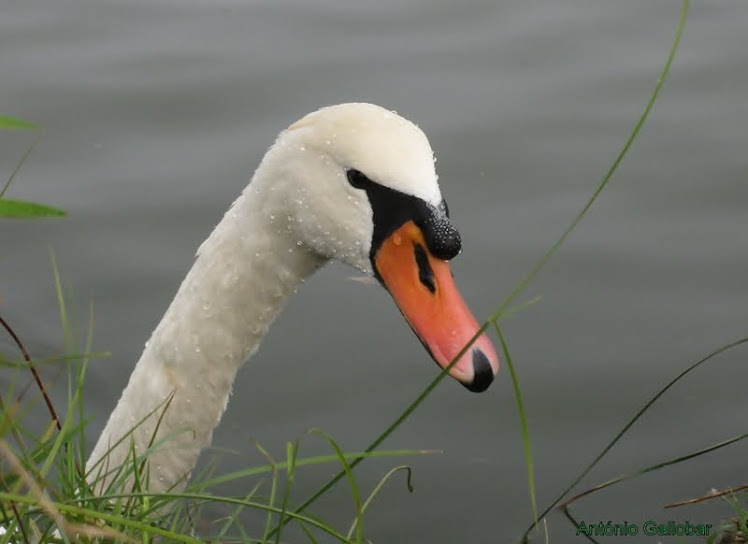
left=0, top=298, right=430, bottom=543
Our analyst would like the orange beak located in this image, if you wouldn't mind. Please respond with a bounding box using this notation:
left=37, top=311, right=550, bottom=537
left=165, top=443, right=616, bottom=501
left=373, top=221, right=499, bottom=392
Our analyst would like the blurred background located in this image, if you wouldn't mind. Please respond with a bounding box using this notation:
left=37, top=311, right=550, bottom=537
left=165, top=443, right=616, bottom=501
left=1, top=0, right=746, bottom=541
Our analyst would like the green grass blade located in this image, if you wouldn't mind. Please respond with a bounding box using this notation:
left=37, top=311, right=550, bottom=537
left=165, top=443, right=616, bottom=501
left=49, top=251, right=72, bottom=353
left=274, top=439, right=300, bottom=544
left=309, top=429, right=363, bottom=543
left=257, top=440, right=279, bottom=542
left=496, top=0, right=689, bottom=325
left=493, top=323, right=539, bottom=531
left=0, top=116, right=37, bottom=130
left=75, top=301, right=95, bottom=477
left=299, top=521, right=321, bottom=544
left=346, top=465, right=413, bottom=540
left=195, top=448, right=437, bottom=490
left=0, top=198, right=66, bottom=219
left=560, top=432, right=748, bottom=518
left=286, top=2, right=691, bottom=530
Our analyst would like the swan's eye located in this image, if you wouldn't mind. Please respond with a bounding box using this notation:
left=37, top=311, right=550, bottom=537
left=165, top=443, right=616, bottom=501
left=344, top=168, right=461, bottom=263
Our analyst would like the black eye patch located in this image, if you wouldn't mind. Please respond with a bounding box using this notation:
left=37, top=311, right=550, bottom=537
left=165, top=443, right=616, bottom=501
left=346, top=169, right=461, bottom=262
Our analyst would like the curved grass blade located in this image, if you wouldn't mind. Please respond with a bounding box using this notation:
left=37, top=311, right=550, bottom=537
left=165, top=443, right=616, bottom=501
left=523, top=334, right=747, bottom=540
left=306, top=429, right=363, bottom=544
left=559, top=432, right=748, bottom=525
left=494, top=323, right=538, bottom=529
left=194, top=448, right=437, bottom=490
left=345, top=465, right=413, bottom=541
left=287, top=0, right=691, bottom=532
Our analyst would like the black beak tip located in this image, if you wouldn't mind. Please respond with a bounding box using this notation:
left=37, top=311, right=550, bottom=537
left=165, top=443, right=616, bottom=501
left=464, top=349, right=494, bottom=393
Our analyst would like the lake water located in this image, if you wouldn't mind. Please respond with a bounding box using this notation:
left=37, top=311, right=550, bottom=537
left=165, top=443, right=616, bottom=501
left=2, top=1, right=747, bottom=542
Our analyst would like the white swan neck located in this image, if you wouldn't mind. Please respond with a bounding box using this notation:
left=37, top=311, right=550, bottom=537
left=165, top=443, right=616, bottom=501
left=87, top=186, right=323, bottom=492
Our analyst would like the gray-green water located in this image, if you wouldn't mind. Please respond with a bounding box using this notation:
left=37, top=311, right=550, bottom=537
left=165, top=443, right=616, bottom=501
left=2, top=1, right=747, bottom=542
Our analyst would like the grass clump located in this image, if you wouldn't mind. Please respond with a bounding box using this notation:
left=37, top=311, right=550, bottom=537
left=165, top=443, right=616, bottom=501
left=708, top=492, right=748, bottom=544
left=0, top=274, right=431, bottom=543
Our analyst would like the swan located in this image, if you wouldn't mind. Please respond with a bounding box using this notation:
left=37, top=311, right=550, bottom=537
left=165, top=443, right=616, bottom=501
left=86, top=103, right=499, bottom=493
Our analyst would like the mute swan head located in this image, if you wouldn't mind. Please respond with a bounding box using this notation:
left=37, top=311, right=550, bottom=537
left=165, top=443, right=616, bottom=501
left=252, top=103, right=498, bottom=392
left=86, top=103, right=501, bottom=495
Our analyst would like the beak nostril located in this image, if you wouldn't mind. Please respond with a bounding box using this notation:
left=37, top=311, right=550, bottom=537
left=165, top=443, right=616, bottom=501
left=466, top=349, right=494, bottom=393
left=413, top=243, right=436, bottom=294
